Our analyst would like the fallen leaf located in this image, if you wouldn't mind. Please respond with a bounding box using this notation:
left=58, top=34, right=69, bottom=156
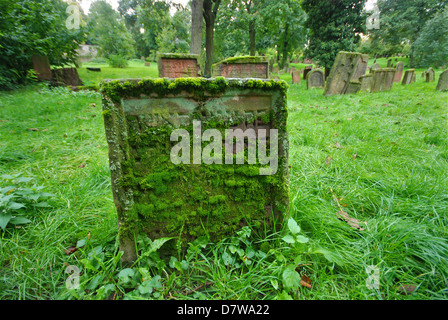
left=65, top=246, right=78, bottom=255
left=28, top=128, right=39, bottom=131
left=78, top=163, right=86, bottom=168
left=347, top=118, right=353, bottom=120
left=396, top=284, right=417, bottom=295
left=325, top=156, right=333, bottom=164
left=352, top=153, right=357, bottom=159
left=337, top=210, right=366, bottom=231
left=334, top=142, right=343, bottom=149
left=300, top=274, right=312, bottom=289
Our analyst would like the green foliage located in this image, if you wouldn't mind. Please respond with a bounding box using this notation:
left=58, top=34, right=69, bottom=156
left=0, top=173, right=54, bottom=230
left=106, top=55, right=129, bottom=69
left=302, top=0, right=367, bottom=70
left=413, top=7, right=448, bottom=68
left=87, top=0, right=136, bottom=59
left=0, top=0, right=87, bottom=90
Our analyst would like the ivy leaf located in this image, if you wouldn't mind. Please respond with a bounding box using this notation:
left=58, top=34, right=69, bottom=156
left=287, top=218, right=301, bottom=235
left=0, top=211, right=12, bottom=230
left=117, top=268, right=135, bottom=284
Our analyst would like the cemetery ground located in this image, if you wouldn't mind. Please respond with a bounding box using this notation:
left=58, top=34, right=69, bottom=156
left=0, top=59, right=447, bottom=300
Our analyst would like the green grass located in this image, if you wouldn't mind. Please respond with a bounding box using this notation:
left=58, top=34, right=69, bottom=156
left=0, top=61, right=447, bottom=300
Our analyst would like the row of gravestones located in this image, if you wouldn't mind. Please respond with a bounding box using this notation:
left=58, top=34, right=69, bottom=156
left=324, top=52, right=448, bottom=96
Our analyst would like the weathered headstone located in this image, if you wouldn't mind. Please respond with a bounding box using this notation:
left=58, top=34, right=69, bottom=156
left=291, top=70, right=302, bottom=84
left=426, top=67, right=435, bottom=82
left=402, top=69, right=416, bottom=85
left=370, top=63, right=381, bottom=73
left=394, top=62, right=404, bottom=83
left=31, top=55, right=52, bottom=81
left=370, top=68, right=396, bottom=92
left=306, top=69, right=325, bottom=89
left=303, top=66, right=313, bottom=80
left=100, top=78, right=289, bottom=263
left=51, top=67, right=83, bottom=86
left=212, top=56, right=270, bottom=79
left=387, top=59, right=392, bottom=68
left=324, top=51, right=369, bottom=96
left=359, top=74, right=373, bottom=93
left=436, top=69, right=448, bottom=91
left=157, top=53, right=201, bottom=78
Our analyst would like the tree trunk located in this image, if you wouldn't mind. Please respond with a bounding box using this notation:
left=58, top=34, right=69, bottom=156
left=190, top=0, right=204, bottom=55
left=203, top=0, right=221, bottom=78
left=249, top=20, right=256, bottom=56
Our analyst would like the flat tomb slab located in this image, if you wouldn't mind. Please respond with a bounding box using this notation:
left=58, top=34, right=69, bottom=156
left=101, top=78, right=289, bottom=263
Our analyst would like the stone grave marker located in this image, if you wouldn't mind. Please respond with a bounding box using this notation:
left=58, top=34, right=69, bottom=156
left=402, top=69, right=416, bottom=85
left=31, top=55, right=53, bottom=81
left=52, top=67, right=83, bottom=86
left=157, top=53, right=201, bottom=78
left=212, top=56, right=270, bottom=79
left=436, top=69, right=448, bottom=91
left=100, top=77, right=290, bottom=263
left=306, top=69, right=325, bottom=89
left=324, top=51, right=369, bottom=96
left=426, top=67, right=435, bottom=82
left=370, top=68, right=396, bottom=92
left=370, top=63, right=381, bottom=73
left=394, top=61, right=404, bottom=83
left=359, top=74, right=373, bottom=93
left=292, top=70, right=302, bottom=84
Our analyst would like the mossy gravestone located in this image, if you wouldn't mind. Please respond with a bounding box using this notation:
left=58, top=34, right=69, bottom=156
left=31, top=55, right=52, bottom=81
left=306, top=69, right=325, bottom=89
left=402, top=69, right=416, bottom=85
left=157, top=53, right=201, bottom=78
left=436, top=69, right=448, bottom=91
left=101, top=77, right=290, bottom=263
left=394, top=62, right=404, bottom=83
left=371, top=68, right=396, bottom=92
left=426, top=67, right=435, bottom=82
left=324, top=51, right=369, bottom=96
left=212, top=56, right=270, bottom=79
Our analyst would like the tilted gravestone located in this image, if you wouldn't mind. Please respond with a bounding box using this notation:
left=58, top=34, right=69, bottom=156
left=52, top=67, right=83, bottom=87
left=157, top=53, right=201, bottom=78
left=100, top=77, right=290, bottom=263
left=426, top=67, right=435, bottom=82
left=306, top=69, right=325, bottom=89
left=370, top=68, right=396, bottom=92
left=436, top=69, right=448, bottom=92
left=394, top=62, right=404, bottom=83
left=402, top=69, right=416, bottom=85
left=31, top=55, right=53, bottom=81
left=292, top=70, right=302, bottom=84
left=212, top=56, right=270, bottom=79
left=324, top=51, right=369, bottom=96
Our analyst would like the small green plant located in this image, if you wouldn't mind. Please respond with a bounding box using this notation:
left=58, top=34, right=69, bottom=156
left=0, top=173, right=54, bottom=230
left=107, top=55, right=129, bottom=68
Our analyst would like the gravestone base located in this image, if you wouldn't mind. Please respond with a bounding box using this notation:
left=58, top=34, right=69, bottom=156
left=212, top=56, right=270, bottom=79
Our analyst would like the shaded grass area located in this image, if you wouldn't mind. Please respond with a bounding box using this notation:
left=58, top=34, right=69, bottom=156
left=0, top=62, right=447, bottom=300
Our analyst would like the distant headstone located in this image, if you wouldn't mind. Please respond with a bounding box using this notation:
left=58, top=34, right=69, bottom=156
left=370, top=63, right=381, bottom=73
left=212, top=56, right=270, bottom=79
left=387, top=59, right=392, bottom=68
left=324, top=51, right=369, bottom=96
left=402, top=69, right=416, bottom=85
left=426, top=67, right=435, bottom=82
left=291, top=70, right=302, bottom=84
left=31, top=55, right=52, bottom=81
left=101, top=78, right=290, bottom=264
left=359, top=74, right=373, bottom=93
left=371, top=68, right=396, bottom=92
left=436, top=69, right=448, bottom=91
left=394, top=62, right=404, bottom=83
left=157, top=53, right=201, bottom=78
left=303, top=66, right=313, bottom=80
left=306, top=69, right=325, bottom=89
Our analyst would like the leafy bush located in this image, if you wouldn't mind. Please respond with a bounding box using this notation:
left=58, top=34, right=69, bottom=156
left=107, top=55, right=129, bottom=68
left=0, top=173, right=54, bottom=231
